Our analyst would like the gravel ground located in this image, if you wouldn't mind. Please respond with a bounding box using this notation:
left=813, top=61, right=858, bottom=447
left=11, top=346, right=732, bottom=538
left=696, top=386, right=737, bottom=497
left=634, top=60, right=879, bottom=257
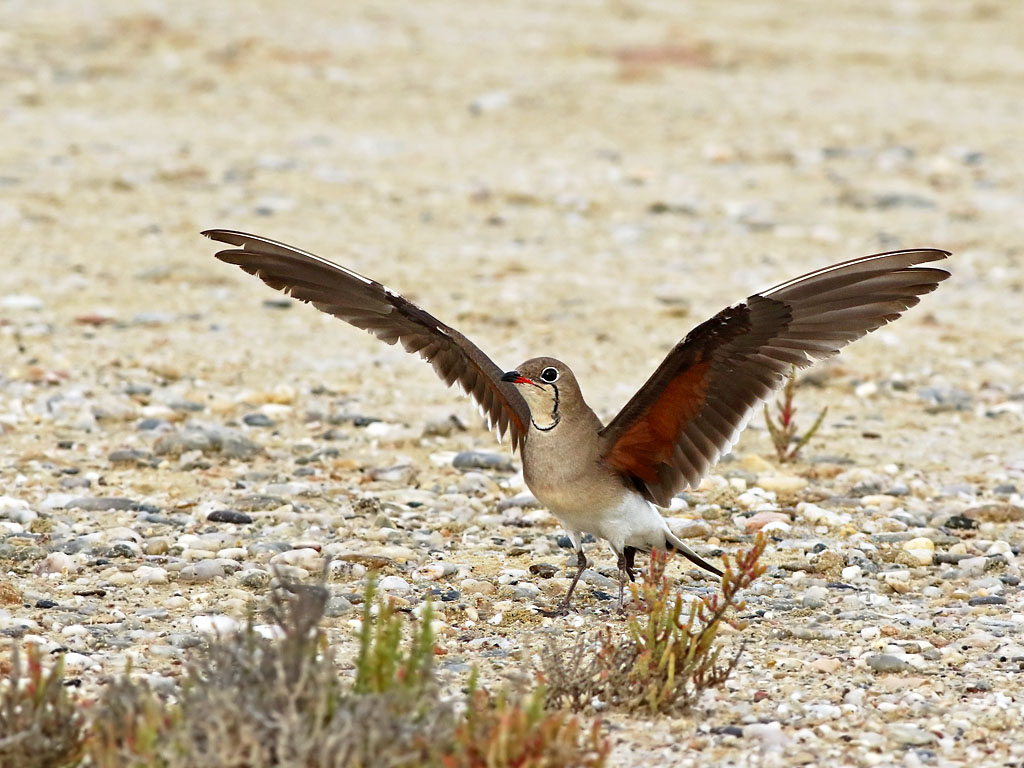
left=3, top=1, right=1024, bottom=765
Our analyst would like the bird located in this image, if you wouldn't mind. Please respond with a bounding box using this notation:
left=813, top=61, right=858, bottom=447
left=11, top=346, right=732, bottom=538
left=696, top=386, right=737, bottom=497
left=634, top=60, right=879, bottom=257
left=203, top=229, right=950, bottom=614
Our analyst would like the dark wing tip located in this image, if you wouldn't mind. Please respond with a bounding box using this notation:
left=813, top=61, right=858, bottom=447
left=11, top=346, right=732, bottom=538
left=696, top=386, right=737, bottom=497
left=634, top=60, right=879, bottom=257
left=202, top=229, right=248, bottom=246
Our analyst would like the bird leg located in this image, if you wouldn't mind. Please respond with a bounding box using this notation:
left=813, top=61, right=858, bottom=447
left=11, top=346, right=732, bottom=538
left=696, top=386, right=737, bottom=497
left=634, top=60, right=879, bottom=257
left=539, top=549, right=587, bottom=617
left=616, top=547, right=638, bottom=612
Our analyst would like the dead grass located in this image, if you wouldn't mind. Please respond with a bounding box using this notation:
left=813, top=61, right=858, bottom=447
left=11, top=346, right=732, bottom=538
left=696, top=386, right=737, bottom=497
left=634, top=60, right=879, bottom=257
left=540, top=535, right=767, bottom=715
left=2, top=576, right=609, bottom=768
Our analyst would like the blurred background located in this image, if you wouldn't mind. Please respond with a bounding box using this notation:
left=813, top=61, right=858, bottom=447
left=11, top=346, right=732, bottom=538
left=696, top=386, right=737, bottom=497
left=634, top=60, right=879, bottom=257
left=2, top=0, right=1022, bottom=471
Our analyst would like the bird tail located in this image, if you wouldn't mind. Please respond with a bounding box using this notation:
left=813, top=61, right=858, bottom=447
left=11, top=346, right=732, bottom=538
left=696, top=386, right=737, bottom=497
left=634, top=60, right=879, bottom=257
left=665, top=531, right=723, bottom=578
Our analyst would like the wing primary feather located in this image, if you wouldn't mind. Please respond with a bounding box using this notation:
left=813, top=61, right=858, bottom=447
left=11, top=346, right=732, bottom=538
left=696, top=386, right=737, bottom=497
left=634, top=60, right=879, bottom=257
left=204, top=230, right=530, bottom=450
left=600, top=247, right=949, bottom=502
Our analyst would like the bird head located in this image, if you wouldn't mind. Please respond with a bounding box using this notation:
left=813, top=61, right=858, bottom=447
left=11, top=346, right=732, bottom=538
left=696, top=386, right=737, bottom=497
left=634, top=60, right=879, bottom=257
left=501, top=357, right=577, bottom=431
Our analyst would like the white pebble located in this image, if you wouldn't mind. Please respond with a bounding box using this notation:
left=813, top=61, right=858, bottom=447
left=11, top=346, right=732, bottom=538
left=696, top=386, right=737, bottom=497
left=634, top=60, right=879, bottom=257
left=378, top=575, right=411, bottom=594
left=62, top=652, right=95, bottom=672
left=40, top=493, right=75, bottom=511
left=0, top=294, right=43, bottom=310
left=35, top=552, right=78, bottom=575
left=959, top=556, right=988, bottom=576
left=756, top=475, right=809, bottom=494
left=269, top=548, right=322, bottom=570
left=0, top=495, right=36, bottom=524
left=802, top=585, right=829, bottom=608
left=902, top=537, right=935, bottom=565
left=797, top=502, right=852, bottom=528
left=743, top=721, right=788, bottom=749
left=667, top=518, right=712, bottom=539
left=191, top=615, right=240, bottom=635
left=414, top=563, right=447, bottom=581
left=854, top=381, right=878, bottom=398
left=135, top=566, right=169, bottom=585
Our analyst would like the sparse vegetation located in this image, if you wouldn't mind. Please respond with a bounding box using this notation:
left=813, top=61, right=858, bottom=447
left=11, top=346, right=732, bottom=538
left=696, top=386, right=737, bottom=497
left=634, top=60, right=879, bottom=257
left=445, top=678, right=608, bottom=768
left=540, top=535, right=767, bottom=715
left=1, top=577, right=609, bottom=768
left=0, top=644, right=85, bottom=768
left=764, top=368, right=827, bottom=463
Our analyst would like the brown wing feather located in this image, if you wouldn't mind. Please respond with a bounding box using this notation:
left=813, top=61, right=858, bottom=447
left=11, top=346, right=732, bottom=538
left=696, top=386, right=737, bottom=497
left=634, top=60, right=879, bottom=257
left=600, top=249, right=950, bottom=506
left=203, top=229, right=530, bottom=450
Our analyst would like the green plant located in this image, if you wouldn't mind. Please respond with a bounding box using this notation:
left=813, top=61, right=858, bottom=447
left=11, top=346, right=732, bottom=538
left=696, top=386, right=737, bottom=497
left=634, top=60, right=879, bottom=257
left=763, top=367, right=827, bottom=462
left=86, top=580, right=447, bottom=768
left=354, top=579, right=434, bottom=697
left=80, top=576, right=607, bottom=768
left=541, top=535, right=767, bottom=715
left=0, top=644, right=85, bottom=768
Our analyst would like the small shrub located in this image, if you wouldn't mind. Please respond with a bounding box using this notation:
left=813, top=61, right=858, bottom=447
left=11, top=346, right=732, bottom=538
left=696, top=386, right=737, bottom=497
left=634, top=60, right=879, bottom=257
left=0, top=644, right=85, bottom=768
left=763, top=368, right=827, bottom=463
left=443, top=675, right=608, bottom=768
left=86, top=580, right=448, bottom=768
left=354, top=580, right=434, bottom=697
left=541, top=535, right=767, bottom=715
left=82, top=576, right=607, bottom=768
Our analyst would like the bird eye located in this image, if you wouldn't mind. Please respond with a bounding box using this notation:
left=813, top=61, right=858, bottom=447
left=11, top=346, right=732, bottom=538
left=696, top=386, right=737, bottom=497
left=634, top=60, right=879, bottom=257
left=540, top=367, right=559, bottom=383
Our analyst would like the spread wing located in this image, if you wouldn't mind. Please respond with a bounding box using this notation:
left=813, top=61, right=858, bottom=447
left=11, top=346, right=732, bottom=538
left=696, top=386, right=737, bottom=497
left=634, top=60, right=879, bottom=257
left=203, top=230, right=530, bottom=451
left=599, top=249, right=950, bottom=506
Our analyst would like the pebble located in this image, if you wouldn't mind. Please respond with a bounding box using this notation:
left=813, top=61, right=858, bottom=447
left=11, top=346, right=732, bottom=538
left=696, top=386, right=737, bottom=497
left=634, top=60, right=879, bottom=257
left=191, top=615, right=240, bottom=635
left=452, top=451, right=513, bottom=471
left=0, top=496, right=37, bottom=524
left=958, top=556, right=988, bottom=576
left=35, top=552, right=77, bottom=575
left=1, top=294, right=43, bottom=310
left=325, top=594, right=354, bottom=616
left=242, top=412, right=275, bottom=427
left=528, top=563, right=558, bottom=579
left=207, top=509, right=254, bottom=525
left=902, top=537, right=935, bottom=565
left=667, top=518, right=712, bottom=539
left=756, top=475, right=809, bottom=494
left=497, top=492, right=541, bottom=510
left=743, top=511, right=791, bottom=532
left=134, top=566, right=169, bottom=585
left=802, top=585, right=829, bottom=609
left=414, top=563, right=447, bottom=581
left=68, top=497, right=139, bottom=512
left=378, top=575, right=411, bottom=594
left=797, top=502, right=851, bottom=527
left=269, top=548, right=322, bottom=570
left=237, top=569, right=271, bottom=589
left=742, top=722, right=787, bottom=750
left=968, top=595, right=1007, bottom=606
left=867, top=654, right=913, bottom=673
left=179, top=560, right=228, bottom=582
left=889, top=724, right=937, bottom=746
left=460, top=578, right=496, bottom=595
left=108, top=448, right=154, bottom=465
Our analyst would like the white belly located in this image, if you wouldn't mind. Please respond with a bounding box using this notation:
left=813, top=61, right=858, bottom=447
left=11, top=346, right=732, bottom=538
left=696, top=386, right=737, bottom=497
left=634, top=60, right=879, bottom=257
left=539, top=485, right=671, bottom=555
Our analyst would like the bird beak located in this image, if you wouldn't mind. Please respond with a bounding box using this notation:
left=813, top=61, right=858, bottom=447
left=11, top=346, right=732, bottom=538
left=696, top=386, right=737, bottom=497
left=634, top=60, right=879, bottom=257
left=501, top=371, right=532, bottom=385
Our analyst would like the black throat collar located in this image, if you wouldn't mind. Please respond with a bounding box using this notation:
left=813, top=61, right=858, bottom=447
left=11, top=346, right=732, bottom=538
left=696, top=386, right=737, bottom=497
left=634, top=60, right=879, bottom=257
left=531, top=383, right=560, bottom=432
